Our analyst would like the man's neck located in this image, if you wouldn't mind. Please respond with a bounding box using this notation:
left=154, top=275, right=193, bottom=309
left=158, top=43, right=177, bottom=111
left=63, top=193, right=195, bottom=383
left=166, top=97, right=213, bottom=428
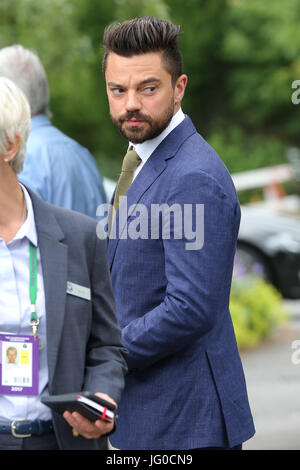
left=131, top=107, right=185, bottom=162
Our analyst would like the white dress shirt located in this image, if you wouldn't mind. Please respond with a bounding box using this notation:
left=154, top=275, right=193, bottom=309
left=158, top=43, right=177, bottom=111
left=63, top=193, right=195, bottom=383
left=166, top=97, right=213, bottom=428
left=0, top=185, right=51, bottom=421
left=130, top=107, right=185, bottom=181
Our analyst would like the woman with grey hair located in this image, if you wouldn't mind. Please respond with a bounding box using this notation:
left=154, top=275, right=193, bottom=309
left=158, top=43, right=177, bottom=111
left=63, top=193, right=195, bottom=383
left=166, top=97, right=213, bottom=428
left=0, top=77, right=127, bottom=450
left=0, top=76, right=31, bottom=239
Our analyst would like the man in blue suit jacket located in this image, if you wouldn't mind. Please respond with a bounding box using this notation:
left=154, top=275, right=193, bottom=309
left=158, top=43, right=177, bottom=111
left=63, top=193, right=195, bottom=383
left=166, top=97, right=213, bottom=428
left=103, top=16, right=255, bottom=450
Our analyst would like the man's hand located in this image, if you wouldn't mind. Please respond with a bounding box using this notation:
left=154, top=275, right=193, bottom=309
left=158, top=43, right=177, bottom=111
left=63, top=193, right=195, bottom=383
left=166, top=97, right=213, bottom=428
left=63, top=393, right=117, bottom=439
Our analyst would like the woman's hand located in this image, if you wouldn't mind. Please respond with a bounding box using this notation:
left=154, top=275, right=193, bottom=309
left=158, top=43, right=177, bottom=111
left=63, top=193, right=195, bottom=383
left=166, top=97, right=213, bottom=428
left=63, top=393, right=117, bottom=439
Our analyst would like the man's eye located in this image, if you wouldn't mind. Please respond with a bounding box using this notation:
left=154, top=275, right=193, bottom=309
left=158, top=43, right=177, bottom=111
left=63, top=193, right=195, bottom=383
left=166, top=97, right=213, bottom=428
left=144, top=86, right=156, bottom=93
left=111, top=88, right=124, bottom=95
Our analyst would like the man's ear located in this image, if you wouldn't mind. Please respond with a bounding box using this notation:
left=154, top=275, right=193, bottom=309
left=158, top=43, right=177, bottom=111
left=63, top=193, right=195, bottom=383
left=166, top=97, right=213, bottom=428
left=4, top=134, right=21, bottom=162
left=174, top=74, right=188, bottom=107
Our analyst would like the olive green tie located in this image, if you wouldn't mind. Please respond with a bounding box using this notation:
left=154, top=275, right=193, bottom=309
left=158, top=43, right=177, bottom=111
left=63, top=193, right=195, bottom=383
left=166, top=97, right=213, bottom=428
left=113, top=148, right=141, bottom=215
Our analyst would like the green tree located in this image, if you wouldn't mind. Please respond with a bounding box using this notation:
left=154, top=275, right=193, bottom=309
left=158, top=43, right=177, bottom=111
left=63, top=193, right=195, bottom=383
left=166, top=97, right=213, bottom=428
left=165, top=0, right=300, bottom=176
left=115, top=0, right=169, bottom=21
left=2, top=0, right=300, bottom=181
left=223, top=0, right=300, bottom=144
left=0, top=0, right=100, bottom=150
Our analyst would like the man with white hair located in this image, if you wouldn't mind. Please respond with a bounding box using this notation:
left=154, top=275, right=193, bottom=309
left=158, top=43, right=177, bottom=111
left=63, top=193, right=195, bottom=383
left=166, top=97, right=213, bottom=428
left=0, top=45, right=107, bottom=218
left=0, top=77, right=127, bottom=450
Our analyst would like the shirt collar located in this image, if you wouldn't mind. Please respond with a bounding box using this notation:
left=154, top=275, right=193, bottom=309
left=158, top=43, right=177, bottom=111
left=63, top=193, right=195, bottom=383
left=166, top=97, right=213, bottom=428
left=13, top=184, right=38, bottom=247
left=129, top=108, right=185, bottom=163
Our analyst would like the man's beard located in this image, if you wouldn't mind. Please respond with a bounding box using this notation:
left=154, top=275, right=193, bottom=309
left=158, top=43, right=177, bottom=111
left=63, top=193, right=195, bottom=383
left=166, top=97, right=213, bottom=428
left=111, top=99, right=175, bottom=144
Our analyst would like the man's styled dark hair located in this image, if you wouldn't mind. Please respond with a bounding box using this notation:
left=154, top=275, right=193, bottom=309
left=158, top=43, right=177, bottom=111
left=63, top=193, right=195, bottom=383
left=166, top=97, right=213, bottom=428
left=102, top=16, right=184, bottom=85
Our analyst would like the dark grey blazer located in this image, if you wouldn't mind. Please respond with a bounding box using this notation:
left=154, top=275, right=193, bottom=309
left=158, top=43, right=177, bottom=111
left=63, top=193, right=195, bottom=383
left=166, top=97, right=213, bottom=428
left=29, top=188, right=128, bottom=450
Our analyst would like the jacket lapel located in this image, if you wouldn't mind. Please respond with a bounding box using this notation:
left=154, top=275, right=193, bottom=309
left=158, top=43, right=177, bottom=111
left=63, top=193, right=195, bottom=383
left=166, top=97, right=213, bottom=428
left=108, top=115, right=197, bottom=269
left=28, top=190, right=67, bottom=388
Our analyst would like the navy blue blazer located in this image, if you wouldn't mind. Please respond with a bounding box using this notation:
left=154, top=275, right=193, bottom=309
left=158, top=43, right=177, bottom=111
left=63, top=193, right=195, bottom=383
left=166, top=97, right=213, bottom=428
left=109, top=116, right=255, bottom=450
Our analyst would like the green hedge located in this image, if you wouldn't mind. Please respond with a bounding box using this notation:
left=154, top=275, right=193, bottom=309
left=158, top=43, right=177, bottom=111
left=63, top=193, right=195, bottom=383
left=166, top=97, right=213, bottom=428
left=230, top=277, right=289, bottom=349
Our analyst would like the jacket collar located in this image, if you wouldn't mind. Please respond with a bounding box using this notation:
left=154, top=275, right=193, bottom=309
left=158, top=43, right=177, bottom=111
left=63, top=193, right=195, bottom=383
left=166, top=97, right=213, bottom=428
left=27, top=187, right=65, bottom=243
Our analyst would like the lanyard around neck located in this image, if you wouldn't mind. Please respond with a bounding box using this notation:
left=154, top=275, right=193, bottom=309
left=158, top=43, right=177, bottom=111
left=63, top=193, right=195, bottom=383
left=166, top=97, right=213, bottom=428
left=29, top=241, right=39, bottom=339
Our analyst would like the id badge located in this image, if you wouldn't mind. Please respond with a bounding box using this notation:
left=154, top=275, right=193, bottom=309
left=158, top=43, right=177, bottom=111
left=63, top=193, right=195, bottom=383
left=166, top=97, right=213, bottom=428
left=0, top=333, right=39, bottom=396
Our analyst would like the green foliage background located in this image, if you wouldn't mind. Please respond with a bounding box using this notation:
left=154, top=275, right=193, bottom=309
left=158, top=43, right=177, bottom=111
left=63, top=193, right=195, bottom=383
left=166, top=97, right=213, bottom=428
left=1, top=0, right=299, bottom=182
left=230, top=277, right=289, bottom=349
left=0, top=0, right=293, bottom=347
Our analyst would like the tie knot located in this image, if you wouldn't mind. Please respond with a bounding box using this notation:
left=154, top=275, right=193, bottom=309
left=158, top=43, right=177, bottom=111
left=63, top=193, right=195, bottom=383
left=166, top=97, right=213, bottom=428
left=122, top=149, right=141, bottom=172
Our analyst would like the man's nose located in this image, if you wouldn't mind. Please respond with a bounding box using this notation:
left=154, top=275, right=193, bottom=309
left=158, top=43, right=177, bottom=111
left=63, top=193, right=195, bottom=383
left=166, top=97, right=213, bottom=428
left=125, top=91, right=142, bottom=111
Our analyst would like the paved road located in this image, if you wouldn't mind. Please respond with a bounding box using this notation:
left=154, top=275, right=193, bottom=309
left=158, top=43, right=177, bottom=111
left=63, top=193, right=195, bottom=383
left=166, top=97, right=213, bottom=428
left=242, top=300, right=300, bottom=450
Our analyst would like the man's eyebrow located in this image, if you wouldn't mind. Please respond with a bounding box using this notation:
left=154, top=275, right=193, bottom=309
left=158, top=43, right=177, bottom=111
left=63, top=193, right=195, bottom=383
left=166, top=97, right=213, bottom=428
left=107, top=82, right=122, bottom=87
left=139, top=77, right=161, bottom=86
left=107, top=77, right=161, bottom=88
